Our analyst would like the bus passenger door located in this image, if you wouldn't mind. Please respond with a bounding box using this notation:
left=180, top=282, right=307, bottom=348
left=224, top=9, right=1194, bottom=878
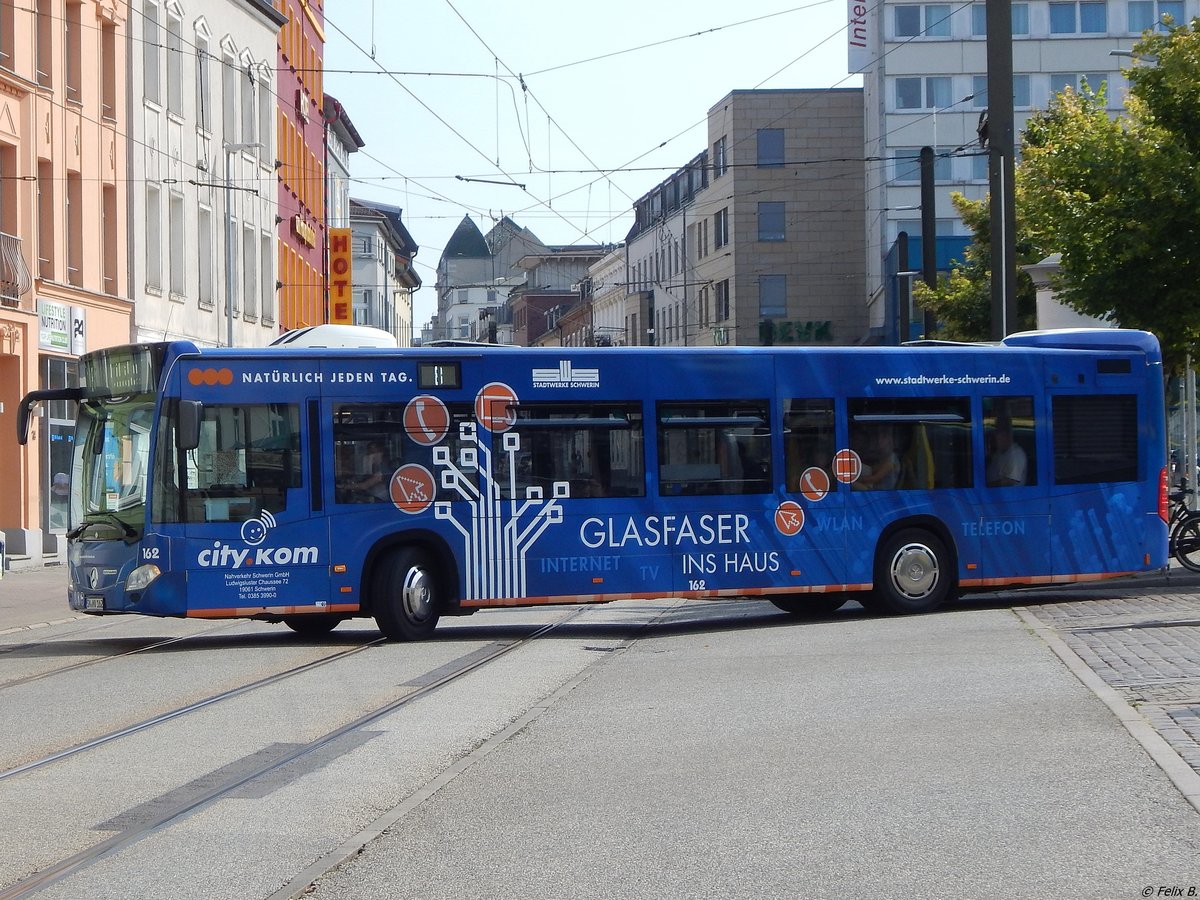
left=181, top=400, right=331, bottom=616
left=780, top=398, right=848, bottom=589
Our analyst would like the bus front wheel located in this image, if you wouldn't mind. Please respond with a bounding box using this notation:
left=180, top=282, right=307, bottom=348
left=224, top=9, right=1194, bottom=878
left=866, top=528, right=952, bottom=615
left=373, top=547, right=441, bottom=641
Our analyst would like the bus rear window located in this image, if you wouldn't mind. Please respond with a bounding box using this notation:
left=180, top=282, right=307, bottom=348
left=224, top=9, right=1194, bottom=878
left=658, top=401, right=772, bottom=496
left=493, top=402, right=645, bottom=499
left=1053, top=394, right=1138, bottom=484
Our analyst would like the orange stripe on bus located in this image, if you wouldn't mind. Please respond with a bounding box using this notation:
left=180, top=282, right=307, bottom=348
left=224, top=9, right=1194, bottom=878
left=459, top=583, right=874, bottom=608
left=958, top=571, right=1135, bottom=589
left=187, top=604, right=360, bottom=618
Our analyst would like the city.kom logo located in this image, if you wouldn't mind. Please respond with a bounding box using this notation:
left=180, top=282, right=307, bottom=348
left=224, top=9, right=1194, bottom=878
left=531, top=360, right=600, bottom=389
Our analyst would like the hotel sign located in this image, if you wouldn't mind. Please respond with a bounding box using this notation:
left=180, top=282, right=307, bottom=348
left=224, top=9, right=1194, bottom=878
left=328, top=228, right=353, bottom=325
left=292, top=215, right=317, bottom=248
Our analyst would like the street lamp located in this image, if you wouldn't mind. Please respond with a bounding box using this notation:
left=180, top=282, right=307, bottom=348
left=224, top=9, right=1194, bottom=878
left=224, top=142, right=261, bottom=347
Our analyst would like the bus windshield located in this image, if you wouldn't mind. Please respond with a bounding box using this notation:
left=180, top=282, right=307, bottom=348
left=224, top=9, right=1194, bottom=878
left=72, top=395, right=155, bottom=534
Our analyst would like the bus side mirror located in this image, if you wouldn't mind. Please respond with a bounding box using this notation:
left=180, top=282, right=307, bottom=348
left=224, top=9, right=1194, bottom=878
left=16, top=388, right=83, bottom=445
left=178, top=400, right=202, bottom=452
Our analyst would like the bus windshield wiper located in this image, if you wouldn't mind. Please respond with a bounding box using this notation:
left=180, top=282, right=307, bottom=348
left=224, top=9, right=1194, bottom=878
left=68, top=514, right=138, bottom=542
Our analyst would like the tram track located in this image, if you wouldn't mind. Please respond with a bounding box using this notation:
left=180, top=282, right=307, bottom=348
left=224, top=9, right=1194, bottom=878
left=0, top=620, right=246, bottom=691
left=0, top=611, right=600, bottom=900
left=0, top=634, right=387, bottom=783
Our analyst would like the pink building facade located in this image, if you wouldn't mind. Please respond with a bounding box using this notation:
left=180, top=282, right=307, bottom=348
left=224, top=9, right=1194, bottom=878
left=0, top=0, right=132, bottom=551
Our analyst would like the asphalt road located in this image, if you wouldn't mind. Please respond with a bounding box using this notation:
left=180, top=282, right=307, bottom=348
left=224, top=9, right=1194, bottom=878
left=1, top=567, right=1197, bottom=899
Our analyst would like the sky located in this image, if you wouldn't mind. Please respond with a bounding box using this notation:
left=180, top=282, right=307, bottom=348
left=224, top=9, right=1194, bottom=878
left=322, top=1, right=862, bottom=328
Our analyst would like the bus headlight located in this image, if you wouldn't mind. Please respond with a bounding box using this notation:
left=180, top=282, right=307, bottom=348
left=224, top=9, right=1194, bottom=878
left=126, top=564, right=161, bottom=593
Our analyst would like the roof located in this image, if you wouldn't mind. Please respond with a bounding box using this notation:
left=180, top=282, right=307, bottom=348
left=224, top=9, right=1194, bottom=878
left=237, top=0, right=288, bottom=28
left=444, top=216, right=491, bottom=259
left=323, top=95, right=365, bottom=150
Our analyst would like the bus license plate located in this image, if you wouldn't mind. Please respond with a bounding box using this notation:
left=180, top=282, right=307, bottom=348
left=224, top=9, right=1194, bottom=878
left=85, top=596, right=105, bottom=611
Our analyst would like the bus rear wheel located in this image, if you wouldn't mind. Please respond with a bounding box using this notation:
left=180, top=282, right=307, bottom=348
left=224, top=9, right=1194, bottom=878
left=373, top=547, right=441, bottom=641
left=770, top=595, right=848, bottom=616
left=866, top=528, right=952, bottom=615
left=283, top=613, right=342, bottom=636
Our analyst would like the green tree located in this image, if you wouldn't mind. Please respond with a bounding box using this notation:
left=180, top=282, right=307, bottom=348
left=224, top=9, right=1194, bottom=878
left=1019, top=20, right=1200, bottom=372
left=913, top=193, right=1037, bottom=341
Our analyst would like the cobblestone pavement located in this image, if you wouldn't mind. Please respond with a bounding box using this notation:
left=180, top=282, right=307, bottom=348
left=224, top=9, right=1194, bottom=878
left=1013, top=580, right=1200, bottom=778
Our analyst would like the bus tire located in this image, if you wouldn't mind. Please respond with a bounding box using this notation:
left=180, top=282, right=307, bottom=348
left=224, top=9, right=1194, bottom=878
left=282, top=613, right=342, bottom=636
left=869, top=528, right=952, bottom=614
left=769, top=595, right=848, bottom=616
left=373, top=546, right=441, bottom=641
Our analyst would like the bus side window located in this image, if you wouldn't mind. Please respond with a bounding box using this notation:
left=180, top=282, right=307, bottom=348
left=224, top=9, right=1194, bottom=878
left=984, top=396, right=1036, bottom=488
left=658, top=401, right=771, bottom=496
left=494, top=402, right=645, bottom=500
left=783, top=399, right=835, bottom=492
left=848, top=397, right=973, bottom=490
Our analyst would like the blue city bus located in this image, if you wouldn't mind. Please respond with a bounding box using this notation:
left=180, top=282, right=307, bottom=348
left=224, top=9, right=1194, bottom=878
left=17, top=328, right=1168, bottom=640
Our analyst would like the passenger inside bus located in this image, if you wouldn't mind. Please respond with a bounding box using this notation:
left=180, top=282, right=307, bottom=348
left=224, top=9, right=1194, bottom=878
left=986, top=416, right=1028, bottom=487
left=854, top=426, right=900, bottom=490
left=339, top=440, right=392, bottom=502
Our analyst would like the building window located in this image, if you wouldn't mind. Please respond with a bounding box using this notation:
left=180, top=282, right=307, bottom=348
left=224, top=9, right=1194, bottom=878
left=146, top=184, right=161, bottom=290
left=37, top=160, right=53, bottom=279
left=166, top=11, right=183, bottom=115
left=972, top=2, right=1030, bottom=35
left=712, top=136, right=727, bottom=178
left=758, top=202, right=786, bottom=242
left=891, top=149, right=952, bottom=184
left=715, top=279, right=730, bottom=322
left=896, top=76, right=953, bottom=110
left=198, top=203, right=213, bottom=306
left=1050, top=73, right=1109, bottom=96
left=260, top=231, right=273, bottom=323
left=895, top=3, right=953, bottom=37
left=756, top=129, right=785, bottom=167
left=242, top=225, right=257, bottom=320
left=714, top=208, right=729, bottom=249
left=258, top=73, right=272, bottom=167
left=241, top=59, right=257, bottom=148
left=0, top=1, right=13, bottom=71
left=35, top=0, right=50, bottom=86
left=169, top=190, right=185, bottom=296
left=143, top=1, right=160, bottom=104
left=1129, top=1, right=1184, bottom=31
left=1050, top=1, right=1108, bottom=33
left=101, top=22, right=117, bottom=119
left=102, top=185, right=117, bottom=294
left=974, top=74, right=1031, bottom=108
left=66, top=173, right=82, bottom=286
left=222, top=53, right=237, bottom=142
left=759, top=275, right=787, bottom=318
left=65, top=1, right=82, bottom=103
left=195, top=36, right=210, bottom=132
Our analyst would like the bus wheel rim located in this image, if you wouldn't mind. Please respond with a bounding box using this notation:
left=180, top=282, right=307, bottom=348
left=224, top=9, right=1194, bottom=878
left=890, top=543, right=938, bottom=599
left=402, top=565, right=434, bottom=622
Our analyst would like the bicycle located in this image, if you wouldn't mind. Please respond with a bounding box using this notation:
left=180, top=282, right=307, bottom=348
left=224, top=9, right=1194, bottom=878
left=1168, top=480, right=1200, bottom=571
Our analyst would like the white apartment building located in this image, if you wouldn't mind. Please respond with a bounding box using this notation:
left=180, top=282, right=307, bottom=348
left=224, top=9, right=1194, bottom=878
left=857, top=0, right=1161, bottom=332
left=586, top=246, right=628, bottom=346
left=349, top=199, right=419, bottom=347
left=129, top=0, right=284, bottom=347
